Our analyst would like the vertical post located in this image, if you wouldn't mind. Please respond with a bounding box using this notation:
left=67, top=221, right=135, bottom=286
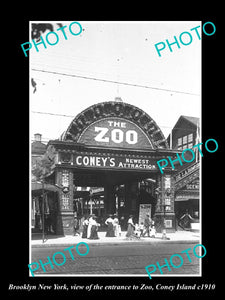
left=81, top=198, right=84, bottom=215
left=98, top=197, right=101, bottom=216
left=154, top=173, right=175, bottom=234
left=90, top=198, right=93, bottom=215
left=115, top=195, right=118, bottom=215
left=55, top=169, right=75, bottom=235
left=162, top=203, right=167, bottom=239
left=42, top=179, right=45, bottom=243
left=90, top=189, right=93, bottom=215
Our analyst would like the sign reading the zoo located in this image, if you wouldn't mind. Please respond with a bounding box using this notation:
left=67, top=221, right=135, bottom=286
left=78, top=117, right=153, bottom=149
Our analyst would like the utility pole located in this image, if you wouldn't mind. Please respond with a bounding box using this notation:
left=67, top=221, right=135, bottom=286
left=42, top=179, right=45, bottom=243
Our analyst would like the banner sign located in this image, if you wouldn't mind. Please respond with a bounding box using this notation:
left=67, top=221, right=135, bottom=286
left=186, top=184, right=199, bottom=190
left=78, top=117, right=153, bottom=149
left=73, top=153, right=157, bottom=171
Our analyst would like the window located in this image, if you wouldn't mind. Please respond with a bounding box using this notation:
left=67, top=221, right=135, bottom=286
left=183, top=135, right=187, bottom=144
left=177, top=133, right=194, bottom=150
left=188, top=133, right=193, bottom=142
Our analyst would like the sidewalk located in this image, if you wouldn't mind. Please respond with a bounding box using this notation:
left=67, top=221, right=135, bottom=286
left=31, top=230, right=200, bottom=247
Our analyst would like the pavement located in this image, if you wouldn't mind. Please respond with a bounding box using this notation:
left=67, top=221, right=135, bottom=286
left=31, top=230, right=200, bottom=247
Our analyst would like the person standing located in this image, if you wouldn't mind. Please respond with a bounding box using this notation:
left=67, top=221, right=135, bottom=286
left=120, top=215, right=125, bottom=230
left=139, top=222, right=144, bottom=237
left=73, top=216, right=80, bottom=236
left=82, top=215, right=89, bottom=238
left=143, top=214, right=152, bottom=237
left=87, top=215, right=94, bottom=239
left=126, top=215, right=136, bottom=238
left=89, top=215, right=100, bottom=240
left=150, top=221, right=156, bottom=238
left=113, top=214, right=119, bottom=237
left=105, top=214, right=115, bottom=237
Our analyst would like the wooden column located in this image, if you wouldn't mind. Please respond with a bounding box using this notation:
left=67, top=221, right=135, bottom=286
left=154, top=173, right=175, bottom=232
left=56, top=168, right=74, bottom=235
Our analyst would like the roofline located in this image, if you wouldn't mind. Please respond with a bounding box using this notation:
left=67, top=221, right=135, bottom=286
left=47, top=139, right=181, bottom=156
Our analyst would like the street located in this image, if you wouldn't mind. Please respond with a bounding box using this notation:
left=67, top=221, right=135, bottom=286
left=31, top=242, right=200, bottom=276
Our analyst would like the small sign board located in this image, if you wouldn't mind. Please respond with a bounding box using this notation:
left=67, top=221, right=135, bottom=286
left=138, top=204, right=151, bottom=225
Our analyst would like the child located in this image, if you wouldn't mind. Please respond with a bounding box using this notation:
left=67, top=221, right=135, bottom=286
left=150, top=221, right=156, bottom=238
left=134, top=223, right=141, bottom=239
left=139, top=222, right=144, bottom=237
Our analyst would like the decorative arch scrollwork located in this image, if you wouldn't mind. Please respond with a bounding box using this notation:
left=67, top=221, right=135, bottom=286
left=62, top=101, right=169, bottom=149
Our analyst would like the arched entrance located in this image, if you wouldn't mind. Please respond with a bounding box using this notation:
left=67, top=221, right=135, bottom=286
left=46, top=101, right=178, bottom=234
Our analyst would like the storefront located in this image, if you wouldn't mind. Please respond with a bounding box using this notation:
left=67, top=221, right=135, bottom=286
left=44, top=101, right=181, bottom=235
left=174, top=161, right=200, bottom=230
left=31, top=182, right=59, bottom=234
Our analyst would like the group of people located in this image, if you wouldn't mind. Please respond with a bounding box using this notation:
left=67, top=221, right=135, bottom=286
left=81, top=215, right=100, bottom=240
left=73, top=213, right=156, bottom=240
left=126, top=214, right=156, bottom=239
left=105, top=214, right=122, bottom=237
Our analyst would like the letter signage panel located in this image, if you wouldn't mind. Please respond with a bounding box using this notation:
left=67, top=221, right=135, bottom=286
left=73, top=154, right=157, bottom=171
left=78, top=117, right=153, bottom=149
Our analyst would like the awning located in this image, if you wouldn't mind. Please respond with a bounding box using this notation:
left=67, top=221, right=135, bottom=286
left=175, top=196, right=199, bottom=202
left=31, top=182, right=61, bottom=193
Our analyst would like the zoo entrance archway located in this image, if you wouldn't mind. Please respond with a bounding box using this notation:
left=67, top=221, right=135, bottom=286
left=46, top=101, right=178, bottom=235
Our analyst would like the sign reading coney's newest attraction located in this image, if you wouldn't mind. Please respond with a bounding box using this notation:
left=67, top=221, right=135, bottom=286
left=73, top=153, right=157, bottom=170
left=78, top=117, right=153, bottom=149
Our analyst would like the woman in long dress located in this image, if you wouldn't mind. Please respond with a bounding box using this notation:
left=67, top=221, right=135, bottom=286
left=126, top=215, right=136, bottom=239
left=82, top=216, right=89, bottom=238
left=113, top=214, right=119, bottom=237
left=89, top=216, right=100, bottom=240
left=105, top=214, right=115, bottom=237
left=87, top=216, right=94, bottom=239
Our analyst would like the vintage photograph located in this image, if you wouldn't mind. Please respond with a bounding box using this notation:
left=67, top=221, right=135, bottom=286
left=29, top=21, right=201, bottom=277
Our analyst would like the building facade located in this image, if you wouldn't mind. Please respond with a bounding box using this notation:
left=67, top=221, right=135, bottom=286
left=31, top=133, right=59, bottom=233
left=39, top=101, right=183, bottom=235
left=167, top=115, right=200, bottom=230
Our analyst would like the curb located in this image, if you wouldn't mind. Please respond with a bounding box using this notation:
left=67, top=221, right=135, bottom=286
left=31, top=239, right=199, bottom=248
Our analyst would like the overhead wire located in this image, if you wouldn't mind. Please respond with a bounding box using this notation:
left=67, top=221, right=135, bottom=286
left=31, top=68, right=200, bottom=96
left=31, top=110, right=200, bottom=143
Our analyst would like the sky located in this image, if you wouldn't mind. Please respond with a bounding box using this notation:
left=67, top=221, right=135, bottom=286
left=30, top=21, right=201, bottom=143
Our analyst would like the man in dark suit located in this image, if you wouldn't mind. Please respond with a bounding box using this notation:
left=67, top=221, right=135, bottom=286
left=143, top=214, right=152, bottom=237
